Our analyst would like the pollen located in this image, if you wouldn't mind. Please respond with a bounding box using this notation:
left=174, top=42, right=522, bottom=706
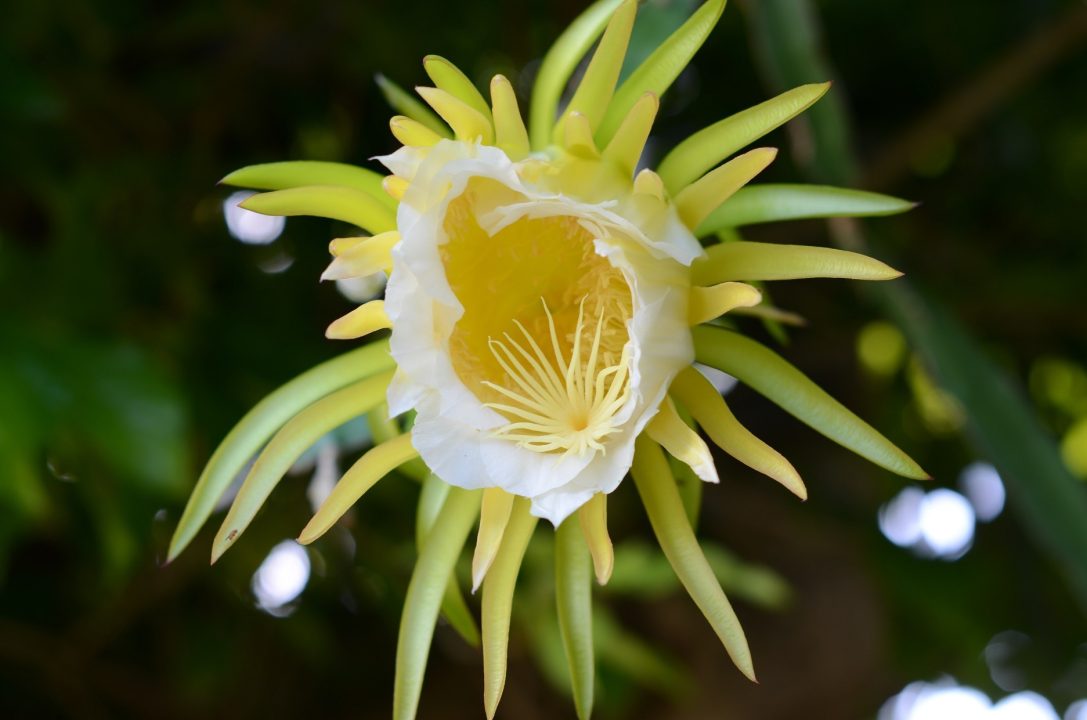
left=482, top=298, right=632, bottom=456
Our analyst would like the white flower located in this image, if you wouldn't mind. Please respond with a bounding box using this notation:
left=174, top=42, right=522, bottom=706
left=383, top=139, right=700, bottom=524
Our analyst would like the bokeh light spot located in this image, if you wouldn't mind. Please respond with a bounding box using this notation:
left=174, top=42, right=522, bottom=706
left=959, top=461, right=1005, bottom=522
left=224, top=190, right=286, bottom=245
left=879, top=486, right=925, bottom=548
left=1060, top=418, right=1087, bottom=479
left=919, top=488, right=975, bottom=558
left=990, top=692, right=1059, bottom=720
left=857, top=321, right=907, bottom=378
left=1066, top=699, right=1087, bottom=720
left=252, top=540, right=311, bottom=617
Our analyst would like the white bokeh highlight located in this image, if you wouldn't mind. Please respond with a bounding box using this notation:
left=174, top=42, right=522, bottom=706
left=879, top=680, right=1062, bottom=720
left=959, top=461, right=1006, bottom=523
left=224, top=190, right=286, bottom=245
left=879, top=486, right=925, bottom=548
left=919, top=488, right=976, bottom=558
left=251, top=540, right=311, bottom=617
left=1066, top=699, right=1087, bottom=720
left=879, top=478, right=980, bottom=560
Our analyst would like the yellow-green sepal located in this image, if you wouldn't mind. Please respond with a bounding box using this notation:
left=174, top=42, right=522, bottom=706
left=481, top=498, right=537, bottom=719
left=693, top=325, right=927, bottom=479
left=239, top=186, right=396, bottom=235
left=692, top=241, right=901, bottom=284
left=698, top=183, right=915, bottom=232
left=657, top=83, right=829, bottom=194
left=630, top=436, right=756, bottom=681
left=595, top=0, right=726, bottom=147
left=555, top=516, right=595, bottom=720
left=416, top=474, right=481, bottom=649
left=167, top=341, right=394, bottom=563
left=529, top=0, right=626, bottom=150
left=394, top=487, right=481, bottom=720
left=211, top=369, right=395, bottom=562
left=376, top=73, right=452, bottom=138
left=220, top=160, right=396, bottom=212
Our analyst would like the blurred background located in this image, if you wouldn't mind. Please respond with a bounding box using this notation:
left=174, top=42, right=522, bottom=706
left=2, top=0, right=1086, bottom=717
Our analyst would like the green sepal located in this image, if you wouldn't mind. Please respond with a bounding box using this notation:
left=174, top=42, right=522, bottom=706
left=239, top=186, right=396, bottom=235
left=220, top=160, right=396, bottom=212
left=692, top=325, right=927, bottom=478
left=394, top=487, right=481, bottom=720
left=698, top=183, right=914, bottom=232
left=416, top=475, right=480, bottom=648
left=595, top=0, right=726, bottom=146
left=692, top=240, right=901, bottom=284
left=657, top=83, right=829, bottom=194
left=168, top=341, right=393, bottom=562
left=211, top=369, right=395, bottom=562
left=555, top=517, right=595, bottom=720
left=630, top=436, right=755, bottom=680
left=375, top=73, right=452, bottom=138
left=481, top=498, right=538, bottom=719
left=423, top=55, right=492, bottom=123
left=529, top=0, right=626, bottom=150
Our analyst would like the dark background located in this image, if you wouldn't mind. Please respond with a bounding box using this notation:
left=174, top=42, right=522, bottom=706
left=2, top=0, right=1086, bottom=717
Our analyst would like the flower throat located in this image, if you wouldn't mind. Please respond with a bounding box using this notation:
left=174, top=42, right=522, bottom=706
left=439, top=181, right=634, bottom=456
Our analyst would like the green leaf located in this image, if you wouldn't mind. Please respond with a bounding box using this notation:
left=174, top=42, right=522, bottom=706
left=481, top=498, right=537, bottom=719
left=555, top=517, right=595, bottom=720
left=0, top=371, right=47, bottom=521
left=698, top=183, right=914, bottom=232
left=529, top=0, right=626, bottom=150
left=220, top=160, right=396, bottom=212
left=169, top=341, right=393, bottom=562
left=700, top=542, right=791, bottom=610
left=692, top=325, right=926, bottom=479
left=239, top=186, right=396, bottom=235
left=375, top=73, right=452, bottom=138
left=630, top=436, right=755, bottom=680
left=658, top=83, right=830, bottom=194
left=747, top=0, right=1087, bottom=611
left=394, top=487, right=481, bottom=720
left=595, top=0, right=726, bottom=147
left=212, top=370, right=395, bottom=562
left=592, top=606, right=690, bottom=697
left=885, top=285, right=1087, bottom=612
left=692, top=240, right=901, bottom=285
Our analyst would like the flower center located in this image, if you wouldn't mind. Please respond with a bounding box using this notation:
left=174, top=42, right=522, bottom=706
left=440, top=179, right=634, bottom=456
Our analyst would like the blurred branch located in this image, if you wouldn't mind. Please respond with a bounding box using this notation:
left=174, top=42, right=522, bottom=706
left=742, top=0, right=1087, bottom=616
left=865, top=3, right=1087, bottom=189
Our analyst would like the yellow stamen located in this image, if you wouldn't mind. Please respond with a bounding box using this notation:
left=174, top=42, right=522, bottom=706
left=483, top=298, right=632, bottom=457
